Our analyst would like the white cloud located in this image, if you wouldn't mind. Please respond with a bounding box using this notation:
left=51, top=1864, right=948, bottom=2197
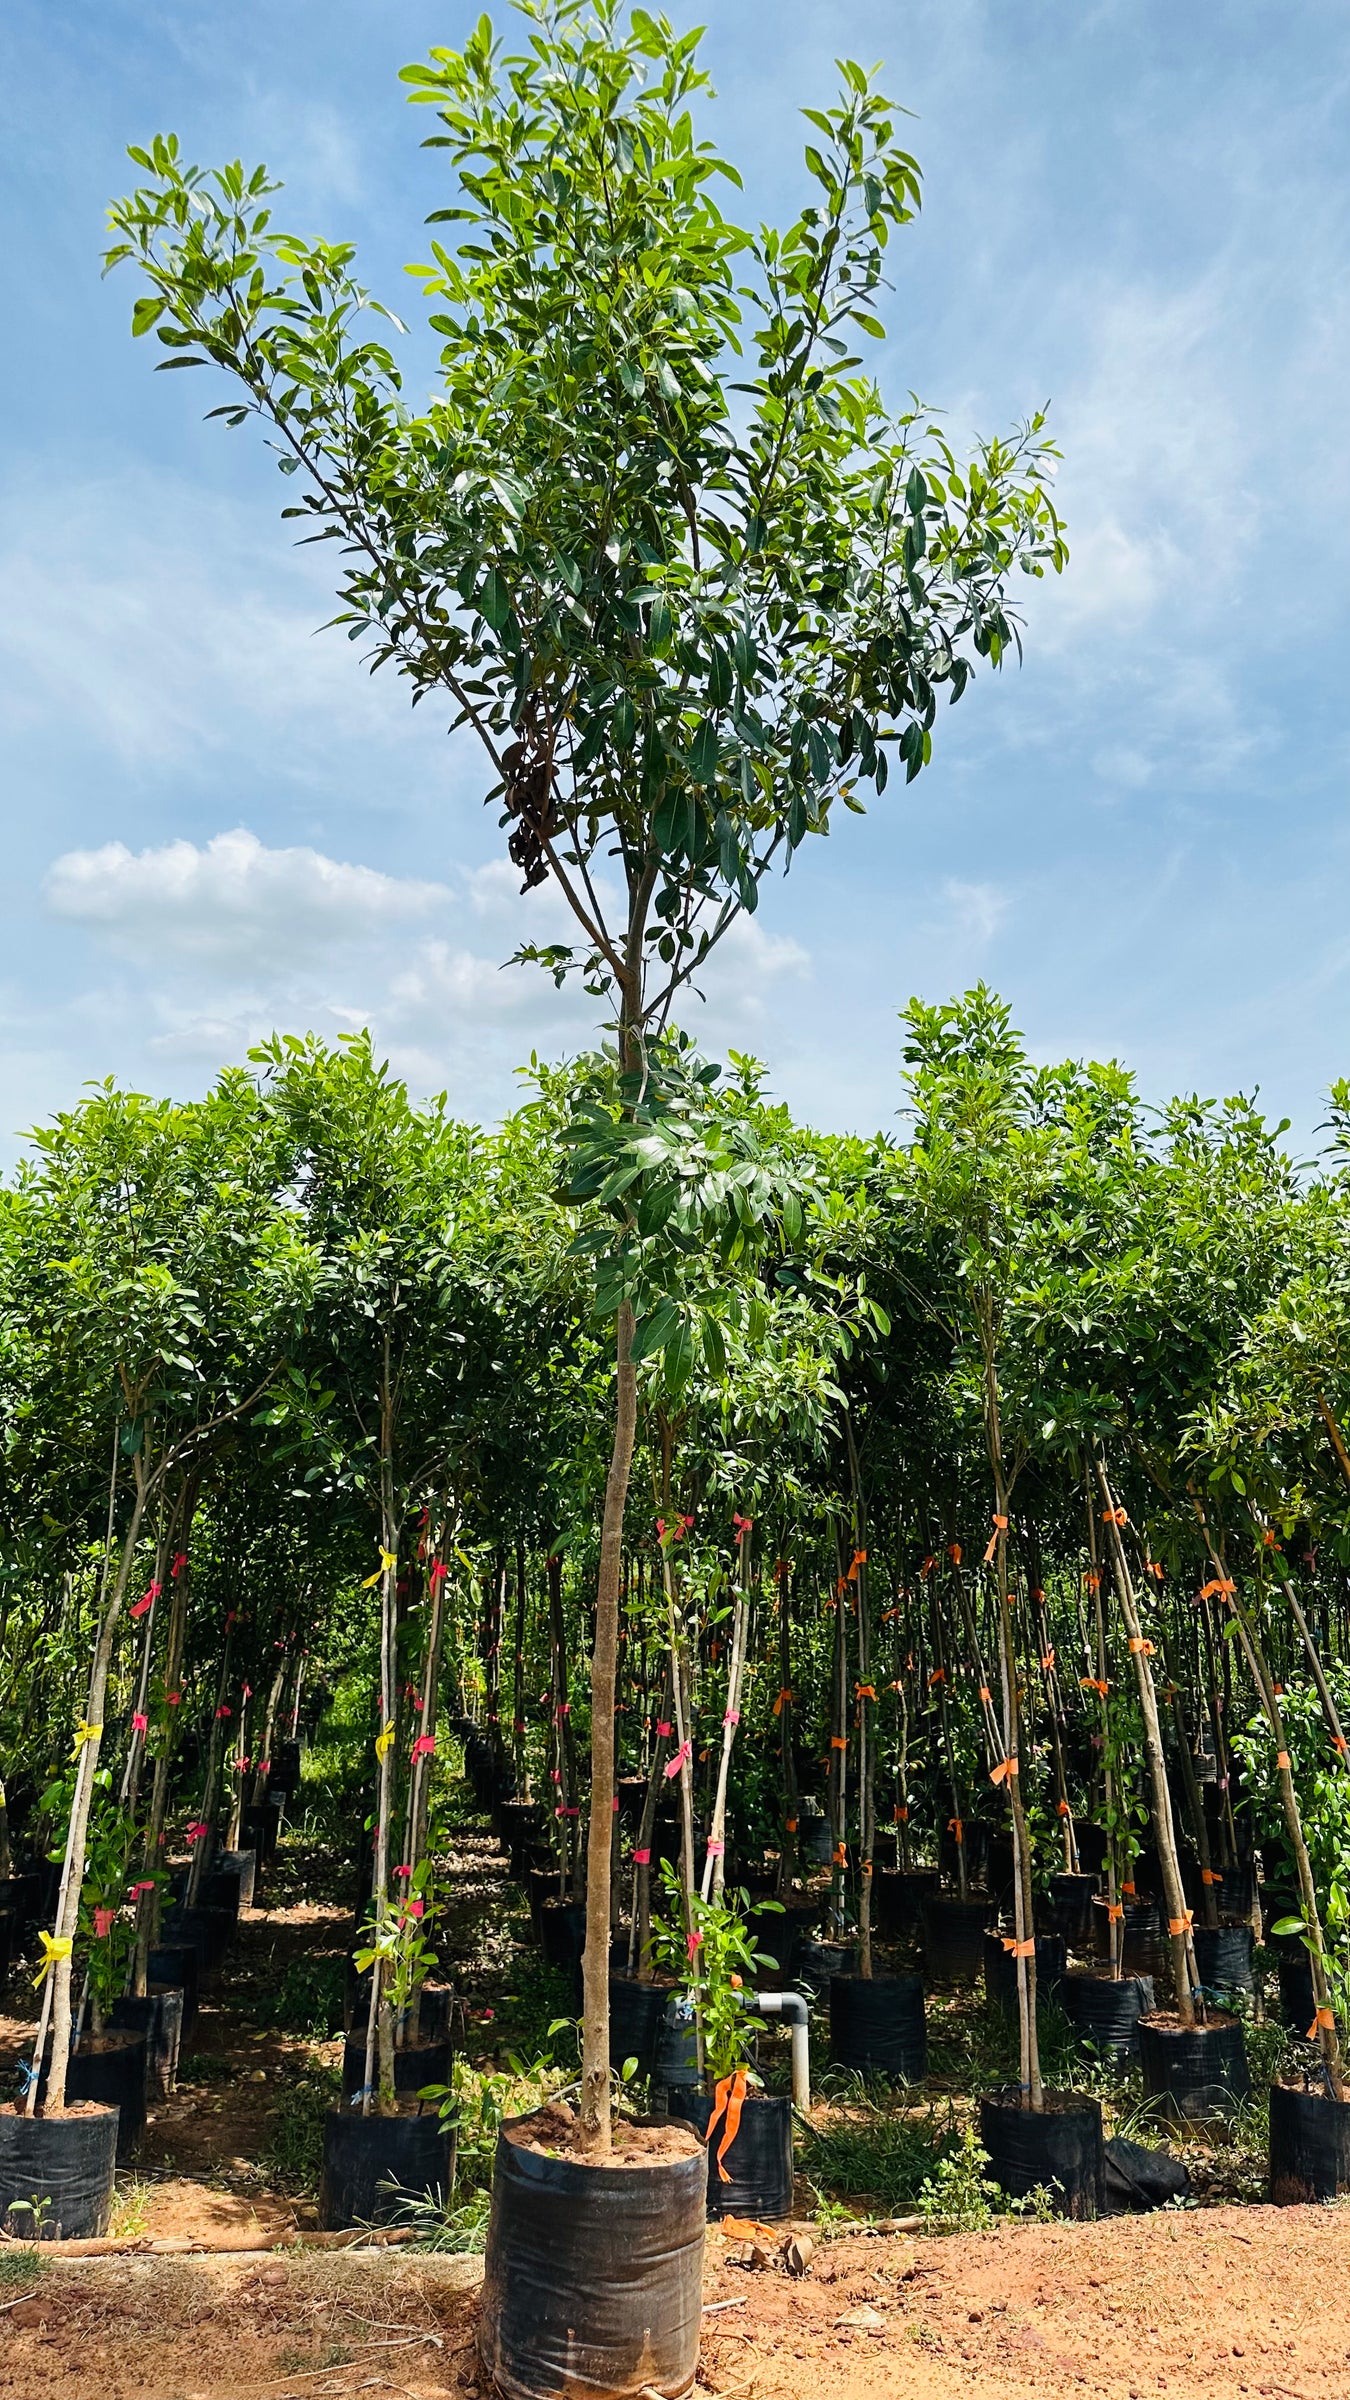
left=939, top=878, right=1009, bottom=944
left=45, top=829, right=449, bottom=965
left=33, top=828, right=813, bottom=1125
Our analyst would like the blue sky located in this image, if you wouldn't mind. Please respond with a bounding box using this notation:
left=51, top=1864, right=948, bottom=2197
left=3, top=1, right=1349, bottom=1157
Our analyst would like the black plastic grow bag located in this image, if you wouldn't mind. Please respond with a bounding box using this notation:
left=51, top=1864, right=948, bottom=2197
left=478, top=2112, right=706, bottom=2400
left=979, top=2089, right=1104, bottom=2219
left=829, top=1972, right=926, bottom=2081
left=1138, top=2009, right=1250, bottom=2124
left=1269, top=2077, right=1350, bottom=2204
left=318, top=2107, right=455, bottom=2231
left=0, top=2102, right=118, bottom=2240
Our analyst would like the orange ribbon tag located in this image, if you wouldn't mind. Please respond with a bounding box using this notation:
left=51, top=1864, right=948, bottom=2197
left=928, top=1668, right=946, bottom=1688
left=1002, top=1936, right=1035, bottom=1958
left=1040, top=1649, right=1056, bottom=1670
left=1277, top=1750, right=1292, bottom=1770
left=1201, top=1868, right=1222, bottom=1885
left=1199, top=1577, right=1236, bottom=1600
left=990, top=1756, right=1019, bottom=1785
left=706, top=2068, right=749, bottom=2183
left=830, top=1735, right=848, bottom=1751
left=1084, top=1570, right=1101, bottom=1591
left=948, top=1817, right=964, bottom=1841
left=1121, top=1881, right=1137, bottom=1897
left=1056, top=1799, right=1070, bottom=1816
left=772, top=1688, right=793, bottom=1717
left=855, top=1683, right=877, bottom=1702
left=1106, top=1902, right=1124, bottom=1922
left=893, top=1805, right=908, bottom=1822
left=1102, top=1507, right=1128, bottom=1525
left=948, top=1543, right=962, bottom=1565
left=1128, top=1635, right=1155, bottom=1655
left=979, top=1684, right=992, bottom=1703
left=1309, top=2007, right=1336, bottom=2037
left=1080, top=1675, right=1109, bottom=1696
left=1168, top=1912, right=1194, bottom=1937
left=833, top=1843, right=848, bottom=1867
left=720, top=2215, right=779, bottom=2243
left=983, top=1514, right=1008, bottom=1563
left=847, top=1549, right=868, bottom=1581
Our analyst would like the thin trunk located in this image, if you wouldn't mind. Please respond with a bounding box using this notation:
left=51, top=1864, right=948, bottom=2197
left=776, top=1560, right=800, bottom=1895
left=701, top=1520, right=751, bottom=1902
left=845, top=1420, right=875, bottom=1979
left=35, top=1459, right=147, bottom=2114
left=1096, top=1455, right=1199, bottom=2029
left=577, top=1298, right=637, bottom=2156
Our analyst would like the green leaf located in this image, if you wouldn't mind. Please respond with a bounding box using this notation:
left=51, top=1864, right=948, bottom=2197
left=132, top=295, right=167, bottom=337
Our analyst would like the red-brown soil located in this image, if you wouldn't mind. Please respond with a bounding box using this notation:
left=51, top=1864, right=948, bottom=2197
left=4, top=2208, right=1350, bottom=2399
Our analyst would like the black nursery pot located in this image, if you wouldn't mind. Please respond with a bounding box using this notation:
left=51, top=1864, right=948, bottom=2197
left=479, top=2112, right=707, bottom=2400
left=940, top=1820, right=991, bottom=1887
left=983, top=1931, right=1067, bottom=2016
left=1091, top=1893, right=1166, bottom=1979
left=1269, top=2078, right=1350, bottom=2204
left=1278, top=1955, right=1319, bottom=2037
left=1192, top=1921, right=1255, bottom=1998
left=538, top=1898, right=588, bottom=1971
left=1138, top=2009, right=1251, bottom=2125
left=340, top=2034, right=452, bottom=2107
left=242, top=1803, right=278, bottom=1864
left=146, top=1942, right=199, bottom=2035
left=1038, top=1872, right=1096, bottom=1948
left=1060, top=1969, right=1155, bottom=2062
left=979, top=2089, right=1104, bottom=2220
left=829, top=1971, right=927, bottom=2082
left=111, top=1988, right=184, bottom=2097
left=0, top=2102, right=119, bottom=2240
left=160, top=1902, right=231, bottom=1971
left=47, top=2030, right=147, bottom=2160
left=669, top=2088, right=795, bottom=2222
left=651, top=1993, right=702, bottom=2095
left=875, top=1866, right=938, bottom=1941
left=922, top=1892, right=991, bottom=1983
left=318, top=2107, right=456, bottom=2231
left=609, top=1976, right=674, bottom=2076
left=212, top=1847, right=257, bottom=1909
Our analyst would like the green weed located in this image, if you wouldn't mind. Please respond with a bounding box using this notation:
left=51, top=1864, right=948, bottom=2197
left=263, top=2062, right=342, bottom=2193
left=0, top=2244, right=47, bottom=2289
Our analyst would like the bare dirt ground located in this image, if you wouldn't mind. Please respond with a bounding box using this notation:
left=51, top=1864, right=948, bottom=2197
left=4, top=2208, right=1350, bottom=2400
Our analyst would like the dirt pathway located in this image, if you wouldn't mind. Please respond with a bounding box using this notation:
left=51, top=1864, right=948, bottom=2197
left=4, top=2206, right=1349, bottom=2400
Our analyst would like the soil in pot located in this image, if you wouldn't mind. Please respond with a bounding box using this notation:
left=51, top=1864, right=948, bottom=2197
left=1060, top=1968, right=1154, bottom=2062
left=318, top=2107, right=456, bottom=2231
left=979, top=2089, right=1104, bottom=2219
left=0, top=2101, right=119, bottom=2241
left=668, top=2087, right=795, bottom=2222
left=983, top=1930, right=1067, bottom=2015
left=1192, top=1919, right=1255, bottom=1998
left=1269, top=2076, right=1350, bottom=2204
left=340, top=2034, right=452, bottom=2107
left=479, top=2105, right=706, bottom=2400
left=922, top=1891, right=992, bottom=1983
left=829, top=1971, right=926, bottom=2082
left=1138, top=2008, right=1251, bottom=2125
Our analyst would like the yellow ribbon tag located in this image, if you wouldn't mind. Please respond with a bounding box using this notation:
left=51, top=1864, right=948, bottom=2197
left=33, top=1932, right=73, bottom=1987
left=374, top=1720, right=396, bottom=1762
left=71, top=1720, right=103, bottom=1757
left=362, top=1546, right=398, bottom=1588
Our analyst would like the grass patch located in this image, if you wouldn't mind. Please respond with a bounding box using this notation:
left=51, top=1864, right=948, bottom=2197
left=264, top=2062, right=343, bottom=2194
left=249, top=1953, right=346, bottom=2037
left=110, top=2177, right=152, bottom=2239
left=177, top=2053, right=235, bottom=2086
left=0, top=2245, right=47, bottom=2289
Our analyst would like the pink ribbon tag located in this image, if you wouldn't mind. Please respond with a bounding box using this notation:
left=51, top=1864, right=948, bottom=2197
left=93, top=1907, right=117, bottom=1938
left=633, top=1848, right=651, bottom=1866
left=656, top=1720, right=673, bottom=1738
left=171, top=1553, right=188, bottom=1579
left=724, top=1709, right=741, bottom=1726
left=706, top=1838, right=725, bottom=1857
left=132, top=1711, right=149, bottom=1735
left=412, top=1734, right=436, bottom=1759
left=664, top=1740, right=692, bottom=1780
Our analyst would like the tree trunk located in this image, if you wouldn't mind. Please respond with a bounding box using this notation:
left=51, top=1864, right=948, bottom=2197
left=577, top=1298, right=637, bottom=2156
left=1097, top=1456, right=1198, bottom=2028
